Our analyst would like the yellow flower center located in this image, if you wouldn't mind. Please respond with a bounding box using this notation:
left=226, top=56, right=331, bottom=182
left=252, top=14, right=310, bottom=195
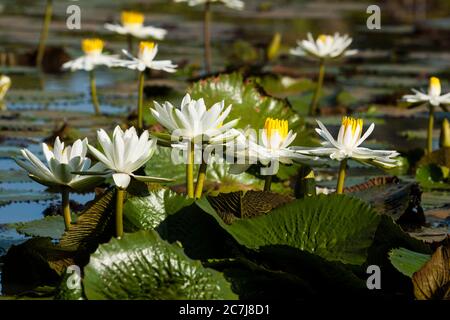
left=429, top=76, right=441, bottom=96
left=264, top=118, right=289, bottom=140
left=342, top=116, right=363, bottom=139
left=139, top=41, right=156, bottom=56
left=81, top=38, right=104, bottom=55
left=317, top=34, right=331, bottom=43
left=121, top=11, right=145, bottom=27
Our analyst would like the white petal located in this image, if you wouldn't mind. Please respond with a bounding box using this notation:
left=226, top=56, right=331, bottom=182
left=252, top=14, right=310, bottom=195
left=112, top=173, right=131, bottom=189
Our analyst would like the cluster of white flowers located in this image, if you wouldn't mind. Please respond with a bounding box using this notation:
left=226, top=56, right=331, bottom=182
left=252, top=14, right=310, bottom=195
left=151, top=94, right=400, bottom=176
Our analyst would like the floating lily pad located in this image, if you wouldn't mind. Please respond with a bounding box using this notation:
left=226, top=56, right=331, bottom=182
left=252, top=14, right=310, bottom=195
left=189, top=72, right=312, bottom=144
left=199, top=194, right=381, bottom=265
left=83, top=230, right=237, bottom=300
left=389, top=248, right=431, bottom=278
left=7, top=214, right=77, bottom=240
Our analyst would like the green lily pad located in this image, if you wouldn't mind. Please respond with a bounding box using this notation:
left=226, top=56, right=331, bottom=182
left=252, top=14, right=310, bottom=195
left=198, top=194, right=381, bottom=265
left=124, top=188, right=193, bottom=232
left=83, top=230, right=237, bottom=300
left=0, top=188, right=58, bottom=207
left=416, top=164, right=450, bottom=190
left=8, top=214, right=77, bottom=240
left=189, top=72, right=312, bottom=145
left=389, top=248, right=431, bottom=278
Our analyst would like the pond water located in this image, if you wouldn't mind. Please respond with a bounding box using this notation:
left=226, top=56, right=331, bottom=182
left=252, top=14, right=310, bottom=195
left=1, top=0, right=450, bottom=294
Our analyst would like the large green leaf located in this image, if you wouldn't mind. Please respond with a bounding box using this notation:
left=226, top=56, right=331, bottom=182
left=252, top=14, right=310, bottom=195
left=83, top=230, right=237, bottom=300
left=123, top=187, right=235, bottom=260
left=145, top=147, right=187, bottom=185
left=124, top=188, right=193, bottom=231
left=389, top=248, right=431, bottom=278
left=188, top=72, right=312, bottom=144
left=199, top=194, right=381, bottom=265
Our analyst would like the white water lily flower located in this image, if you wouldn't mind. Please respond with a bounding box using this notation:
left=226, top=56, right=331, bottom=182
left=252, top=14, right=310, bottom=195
left=87, top=126, right=172, bottom=189
left=62, top=39, right=119, bottom=72
left=230, top=118, right=313, bottom=175
left=175, top=0, right=244, bottom=10
left=151, top=93, right=239, bottom=145
left=104, top=11, right=167, bottom=40
left=116, top=41, right=177, bottom=73
left=402, top=77, right=450, bottom=108
left=301, top=117, right=399, bottom=168
left=290, top=33, right=357, bottom=60
left=14, top=137, right=105, bottom=190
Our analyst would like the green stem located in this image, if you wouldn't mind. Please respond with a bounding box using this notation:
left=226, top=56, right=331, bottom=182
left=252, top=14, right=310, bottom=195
left=186, top=142, right=195, bottom=198
left=61, top=188, right=71, bottom=231
left=427, top=103, right=435, bottom=155
left=309, top=59, right=325, bottom=116
left=115, top=188, right=125, bottom=238
left=137, top=71, right=145, bottom=130
left=36, top=0, right=53, bottom=68
left=89, top=70, right=101, bottom=115
left=203, top=1, right=212, bottom=74
left=195, top=157, right=207, bottom=199
left=264, top=175, right=273, bottom=192
left=336, top=159, right=348, bottom=194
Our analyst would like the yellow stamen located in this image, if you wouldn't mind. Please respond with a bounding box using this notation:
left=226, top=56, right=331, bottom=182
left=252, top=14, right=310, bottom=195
left=139, top=41, right=155, bottom=55
left=429, top=76, right=441, bottom=95
left=342, top=116, right=363, bottom=138
left=317, top=34, right=331, bottom=43
left=121, top=11, right=145, bottom=26
left=264, top=117, right=289, bottom=140
left=81, top=38, right=104, bottom=55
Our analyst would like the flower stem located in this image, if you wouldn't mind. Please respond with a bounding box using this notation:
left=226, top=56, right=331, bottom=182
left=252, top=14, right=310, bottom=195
left=309, top=59, right=325, bottom=116
left=36, top=0, right=53, bottom=67
left=137, top=71, right=145, bottom=130
left=203, top=1, right=212, bottom=74
left=115, top=187, right=125, bottom=238
left=427, top=103, right=435, bottom=155
left=186, top=142, right=195, bottom=198
left=195, top=157, right=207, bottom=199
left=61, top=188, right=71, bottom=231
left=264, top=175, right=273, bottom=191
left=89, top=70, right=101, bottom=115
left=336, top=159, right=348, bottom=194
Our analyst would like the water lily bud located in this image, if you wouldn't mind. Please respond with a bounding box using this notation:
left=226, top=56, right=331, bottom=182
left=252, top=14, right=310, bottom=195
left=439, top=118, right=450, bottom=148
